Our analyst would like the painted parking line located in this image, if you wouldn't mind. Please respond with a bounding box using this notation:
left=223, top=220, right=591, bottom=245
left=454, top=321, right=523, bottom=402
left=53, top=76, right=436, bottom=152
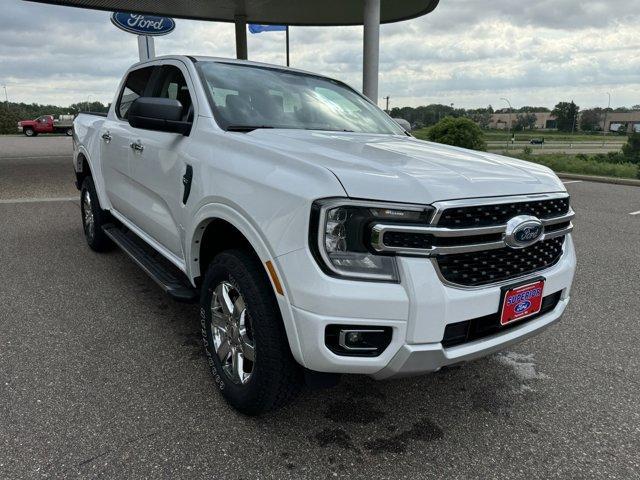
left=0, top=197, right=77, bottom=204
left=0, top=155, right=71, bottom=160
left=629, top=210, right=640, bottom=216
left=562, top=180, right=583, bottom=184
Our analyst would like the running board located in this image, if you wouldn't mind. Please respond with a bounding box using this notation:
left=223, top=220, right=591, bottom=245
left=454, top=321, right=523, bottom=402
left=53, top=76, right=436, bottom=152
left=102, top=224, right=198, bottom=303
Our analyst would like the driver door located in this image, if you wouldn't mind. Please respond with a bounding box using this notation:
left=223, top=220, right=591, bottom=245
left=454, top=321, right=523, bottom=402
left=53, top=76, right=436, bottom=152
left=126, top=61, right=196, bottom=261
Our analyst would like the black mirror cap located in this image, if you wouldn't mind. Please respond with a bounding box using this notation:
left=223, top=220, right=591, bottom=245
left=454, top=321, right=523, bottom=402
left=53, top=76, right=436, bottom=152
left=128, top=97, right=192, bottom=135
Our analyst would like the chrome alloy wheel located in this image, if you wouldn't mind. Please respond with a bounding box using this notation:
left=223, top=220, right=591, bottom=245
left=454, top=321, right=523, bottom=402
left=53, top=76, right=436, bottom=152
left=210, top=281, right=255, bottom=385
left=82, top=189, right=95, bottom=242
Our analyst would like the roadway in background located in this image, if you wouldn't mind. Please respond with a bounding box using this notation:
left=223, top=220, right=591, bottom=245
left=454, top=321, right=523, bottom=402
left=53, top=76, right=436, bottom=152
left=488, top=140, right=625, bottom=155
left=1, top=137, right=638, bottom=479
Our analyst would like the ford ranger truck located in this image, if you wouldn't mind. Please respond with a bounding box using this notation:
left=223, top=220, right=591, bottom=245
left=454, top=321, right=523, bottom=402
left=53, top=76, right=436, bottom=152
left=72, top=56, right=576, bottom=415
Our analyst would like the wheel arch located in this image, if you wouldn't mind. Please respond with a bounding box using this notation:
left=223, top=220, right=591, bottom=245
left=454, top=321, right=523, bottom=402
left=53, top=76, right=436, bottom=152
left=188, top=203, right=305, bottom=366
left=74, top=151, right=92, bottom=190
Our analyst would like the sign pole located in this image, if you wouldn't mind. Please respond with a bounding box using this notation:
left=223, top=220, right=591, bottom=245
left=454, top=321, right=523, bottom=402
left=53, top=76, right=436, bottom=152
left=137, top=35, right=155, bottom=61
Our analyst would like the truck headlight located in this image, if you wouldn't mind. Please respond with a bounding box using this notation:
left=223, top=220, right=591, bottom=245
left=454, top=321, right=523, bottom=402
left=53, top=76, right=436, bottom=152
left=310, top=199, right=434, bottom=282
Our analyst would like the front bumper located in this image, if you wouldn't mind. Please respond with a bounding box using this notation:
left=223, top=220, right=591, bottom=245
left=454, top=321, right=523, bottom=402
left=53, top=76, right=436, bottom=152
left=277, top=235, right=576, bottom=379
left=371, top=296, right=568, bottom=379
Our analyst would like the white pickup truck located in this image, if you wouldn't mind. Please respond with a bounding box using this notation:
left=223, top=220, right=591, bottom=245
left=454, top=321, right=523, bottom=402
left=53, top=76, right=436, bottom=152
left=73, top=56, right=576, bottom=415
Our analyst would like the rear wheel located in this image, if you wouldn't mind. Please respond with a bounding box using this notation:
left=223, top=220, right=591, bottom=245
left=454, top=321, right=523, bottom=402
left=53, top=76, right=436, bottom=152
left=65, top=128, right=73, bottom=136
left=200, top=249, right=302, bottom=415
left=80, top=177, right=112, bottom=252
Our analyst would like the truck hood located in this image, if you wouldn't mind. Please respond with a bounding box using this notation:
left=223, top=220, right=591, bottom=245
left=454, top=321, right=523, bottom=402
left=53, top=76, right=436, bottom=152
left=246, top=129, right=565, bottom=204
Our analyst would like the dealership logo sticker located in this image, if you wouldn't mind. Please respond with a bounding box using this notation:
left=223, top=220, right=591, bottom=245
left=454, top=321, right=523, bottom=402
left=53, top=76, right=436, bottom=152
left=500, top=280, right=545, bottom=326
left=514, top=300, right=532, bottom=313
left=111, top=12, right=176, bottom=36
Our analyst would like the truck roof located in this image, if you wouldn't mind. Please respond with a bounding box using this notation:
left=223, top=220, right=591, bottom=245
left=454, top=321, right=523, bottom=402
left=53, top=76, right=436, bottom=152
left=130, top=55, right=329, bottom=80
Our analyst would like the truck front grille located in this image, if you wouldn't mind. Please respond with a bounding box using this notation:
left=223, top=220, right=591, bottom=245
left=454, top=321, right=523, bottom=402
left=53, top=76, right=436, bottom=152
left=437, top=197, right=570, bottom=228
left=436, top=236, right=565, bottom=286
left=370, top=195, right=573, bottom=287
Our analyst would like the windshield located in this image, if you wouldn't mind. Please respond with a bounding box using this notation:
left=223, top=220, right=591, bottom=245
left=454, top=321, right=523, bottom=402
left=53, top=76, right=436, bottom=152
left=196, top=61, right=404, bottom=135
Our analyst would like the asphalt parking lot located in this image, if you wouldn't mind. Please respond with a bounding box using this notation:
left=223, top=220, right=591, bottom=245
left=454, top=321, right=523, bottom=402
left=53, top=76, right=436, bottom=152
left=1, top=135, right=639, bottom=479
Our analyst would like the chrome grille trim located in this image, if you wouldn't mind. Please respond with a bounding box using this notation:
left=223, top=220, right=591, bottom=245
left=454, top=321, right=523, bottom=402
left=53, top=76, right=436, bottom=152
left=430, top=191, right=570, bottom=225
left=371, top=210, right=573, bottom=256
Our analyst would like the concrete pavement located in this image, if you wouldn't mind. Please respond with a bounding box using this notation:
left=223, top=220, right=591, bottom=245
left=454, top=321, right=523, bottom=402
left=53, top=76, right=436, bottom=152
left=1, top=137, right=639, bottom=479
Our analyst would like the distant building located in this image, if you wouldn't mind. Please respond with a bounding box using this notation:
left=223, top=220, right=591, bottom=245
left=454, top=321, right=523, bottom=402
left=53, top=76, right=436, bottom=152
left=601, top=112, right=640, bottom=133
left=488, top=112, right=556, bottom=130
left=484, top=111, right=640, bottom=132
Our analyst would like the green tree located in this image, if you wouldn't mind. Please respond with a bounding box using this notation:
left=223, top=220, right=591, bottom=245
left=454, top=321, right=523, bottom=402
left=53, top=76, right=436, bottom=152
left=427, top=116, right=487, bottom=151
left=580, top=108, right=602, bottom=132
left=515, top=113, right=537, bottom=130
left=0, top=100, right=109, bottom=134
left=622, top=132, right=640, bottom=164
left=517, top=106, right=550, bottom=113
left=552, top=101, right=580, bottom=132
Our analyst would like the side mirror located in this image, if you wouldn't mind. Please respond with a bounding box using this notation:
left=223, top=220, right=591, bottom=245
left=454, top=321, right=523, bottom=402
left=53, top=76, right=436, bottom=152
left=128, top=97, right=191, bottom=135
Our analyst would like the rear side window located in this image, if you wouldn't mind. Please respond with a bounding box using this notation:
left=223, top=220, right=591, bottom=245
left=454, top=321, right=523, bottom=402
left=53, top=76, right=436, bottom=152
left=117, top=67, right=154, bottom=119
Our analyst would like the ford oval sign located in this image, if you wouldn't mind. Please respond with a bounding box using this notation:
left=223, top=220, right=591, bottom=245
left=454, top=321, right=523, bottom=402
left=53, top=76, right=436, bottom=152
left=111, top=12, right=175, bottom=36
left=504, top=215, right=544, bottom=249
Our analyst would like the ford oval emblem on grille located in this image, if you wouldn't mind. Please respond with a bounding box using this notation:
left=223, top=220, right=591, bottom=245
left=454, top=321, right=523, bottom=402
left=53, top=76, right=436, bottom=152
left=504, top=215, right=544, bottom=249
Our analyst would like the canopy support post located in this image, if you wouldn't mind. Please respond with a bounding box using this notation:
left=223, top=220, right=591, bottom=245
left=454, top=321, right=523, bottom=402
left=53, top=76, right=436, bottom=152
left=362, top=0, right=380, bottom=103
left=235, top=15, right=248, bottom=59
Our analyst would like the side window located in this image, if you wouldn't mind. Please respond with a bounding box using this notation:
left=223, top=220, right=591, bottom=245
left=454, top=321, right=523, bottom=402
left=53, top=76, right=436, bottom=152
left=153, top=65, right=193, bottom=121
left=117, top=67, right=154, bottom=119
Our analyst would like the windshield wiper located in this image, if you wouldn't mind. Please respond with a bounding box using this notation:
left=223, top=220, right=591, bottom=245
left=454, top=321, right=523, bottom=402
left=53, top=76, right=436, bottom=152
left=226, top=125, right=275, bottom=132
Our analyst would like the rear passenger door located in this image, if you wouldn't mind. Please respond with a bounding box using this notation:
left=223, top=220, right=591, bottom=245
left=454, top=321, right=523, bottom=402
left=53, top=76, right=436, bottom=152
left=126, top=61, right=196, bottom=261
left=100, top=65, right=154, bottom=217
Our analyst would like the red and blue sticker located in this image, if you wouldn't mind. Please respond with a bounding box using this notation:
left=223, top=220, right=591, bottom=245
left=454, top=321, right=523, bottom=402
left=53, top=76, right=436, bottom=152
left=500, top=280, right=545, bottom=326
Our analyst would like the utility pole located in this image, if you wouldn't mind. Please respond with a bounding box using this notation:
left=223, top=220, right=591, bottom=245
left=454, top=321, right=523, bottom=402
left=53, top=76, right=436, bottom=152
left=501, top=97, right=513, bottom=150
left=602, top=92, right=611, bottom=147
left=2, top=84, right=7, bottom=104
left=384, top=95, right=390, bottom=113
left=570, top=100, right=577, bottom=143
left=285, top=26, right=290, bottom=67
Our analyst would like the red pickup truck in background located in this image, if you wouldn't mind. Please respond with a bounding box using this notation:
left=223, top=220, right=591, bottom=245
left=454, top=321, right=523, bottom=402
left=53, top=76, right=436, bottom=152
left=18, top=114, right=75, bottom=137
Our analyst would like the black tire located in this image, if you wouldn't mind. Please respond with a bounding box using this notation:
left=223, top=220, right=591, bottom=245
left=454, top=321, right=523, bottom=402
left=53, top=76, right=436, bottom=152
left=24, top=128, right=34, bottom=137
left=80, top=177, right=112, bottom=252
left=66, top=128, right=73, bottom=136
left=200, top=249, right=302, bottom=415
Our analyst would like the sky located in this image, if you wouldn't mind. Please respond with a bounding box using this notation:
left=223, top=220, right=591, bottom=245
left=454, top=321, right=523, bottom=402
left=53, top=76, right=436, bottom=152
left=1, top=0, right=639, bottom=110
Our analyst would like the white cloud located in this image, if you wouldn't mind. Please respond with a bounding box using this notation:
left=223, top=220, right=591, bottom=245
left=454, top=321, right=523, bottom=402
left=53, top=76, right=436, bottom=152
left=0, top=0, right=639, bottom=109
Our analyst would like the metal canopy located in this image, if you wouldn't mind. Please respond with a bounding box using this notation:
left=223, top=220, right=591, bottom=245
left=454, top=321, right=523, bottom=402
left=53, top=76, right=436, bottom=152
left=25, top=0, right=439, bottom=25
left=24, top=0, right=440, bottom=102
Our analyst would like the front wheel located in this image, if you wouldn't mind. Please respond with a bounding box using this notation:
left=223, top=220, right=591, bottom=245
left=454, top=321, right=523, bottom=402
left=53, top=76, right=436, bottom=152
left=200, top=250, right=302, bottom=415
left=24, top=128, right=35, bottom=137
left=65, top=128, right=73, bottom=136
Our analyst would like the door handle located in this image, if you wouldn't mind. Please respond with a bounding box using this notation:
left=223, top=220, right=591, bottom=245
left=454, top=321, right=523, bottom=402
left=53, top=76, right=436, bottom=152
left=101, top=132, right=112, bottom=143
left=130, top=141, right=144, bottom=152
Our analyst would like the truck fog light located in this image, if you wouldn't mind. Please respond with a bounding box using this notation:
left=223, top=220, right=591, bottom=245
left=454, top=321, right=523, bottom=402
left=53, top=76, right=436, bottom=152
left=346, top=331, right=362, bottom=344
left=324, top=325, right=392, bottom=357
